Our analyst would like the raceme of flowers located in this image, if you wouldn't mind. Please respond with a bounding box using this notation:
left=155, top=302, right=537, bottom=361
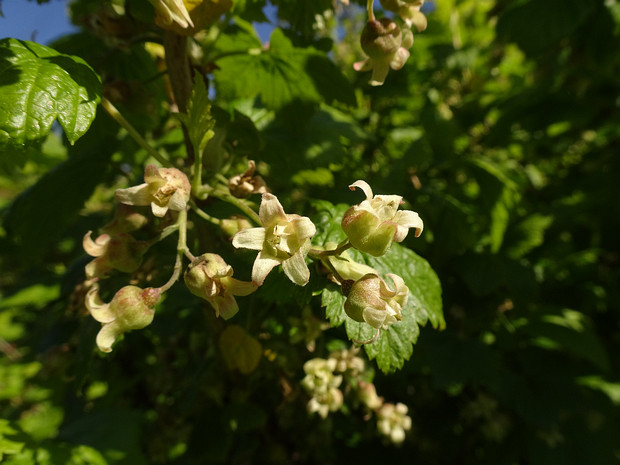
left=84, top=172, right=423, bottom=353
left=301, top=350, right=412, bottom=443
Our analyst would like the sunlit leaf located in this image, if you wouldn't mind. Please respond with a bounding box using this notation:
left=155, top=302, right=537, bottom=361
left=0, top=38, right=101, bottom=149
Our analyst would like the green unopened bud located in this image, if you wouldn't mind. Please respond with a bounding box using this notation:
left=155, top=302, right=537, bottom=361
left=86, top=285, right=161, bottom=352
left=342, top=180, right=423, bottom=257
left=344, top=273, right=408, bottom=329
left=221, top=215, right=253, bottom=239
left=184, top=253, right=256, bottom=319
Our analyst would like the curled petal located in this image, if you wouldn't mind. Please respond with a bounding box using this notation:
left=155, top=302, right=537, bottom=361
left=144, top=164, right=166, bottom=184
left=349, top=180, right=374, bottom=201
left=167, top=189, right=188, bottom=212
left=378, top=276, right=397, bottom=299
left=150, top=202, right=169, bottom=217
left=232, top=227, right=266, bottom=251
left=401, top=27, right=415, bottom=48
left=252, top=251, right=281, bottom=286
left=288, top=216, right=317, bottom=240
left=390, top=48, right=410, bottom=71
left=259, top=193, right=287, bottom=226
left=85, top=287, right=116, bottom=323
left=394, top=209, right=424, bottom=238
left=115, top=183, right=152, bottom=206
left=282, top=248, right=311, bottom=286
left=383, top=273, right=407, bottom=297
left=212, top=293, right=239, bottom=320
left=83, top=231, right=110, bottom=257
left=85, top=258, right=112, bottom=279
left=96, top=321, right=123, bottom=353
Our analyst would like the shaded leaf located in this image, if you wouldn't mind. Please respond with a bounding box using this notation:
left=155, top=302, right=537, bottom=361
left=496, top=0, right=596, bottom=56
left=213, top=28, right=354, bottom=109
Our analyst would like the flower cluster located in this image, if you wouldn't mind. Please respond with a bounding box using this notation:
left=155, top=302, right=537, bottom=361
left=376, top=402, right=412, bottom=444
left=300, top=358, right=344, bottom=419
left=299, top=351, right=412, bottom=443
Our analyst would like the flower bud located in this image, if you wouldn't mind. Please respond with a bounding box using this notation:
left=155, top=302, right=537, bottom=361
left=86, top=285, right=161, bottom=352
left=184, top=253, right=256, bottom=319
left=342, top=180, right=423, bottom=257
left=358, top=381, right=384, bottom=410
left=360, top=18, right=402, bottom=61
left=221, top=215, right=253, bottom=239
left=344, top=273, right=408, bottom=329
left=228, top=160, right=269, bottom=198
left=83, top=231, right=149, bottom=278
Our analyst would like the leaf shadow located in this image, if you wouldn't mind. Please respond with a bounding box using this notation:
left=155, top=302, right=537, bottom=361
left=0, top=40, right=20, bottom=87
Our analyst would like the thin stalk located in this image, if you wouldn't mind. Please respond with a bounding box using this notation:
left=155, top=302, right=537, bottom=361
left=308, top=240, right=352, bottom=259
left=145, top=223, right=180, bottom=247
left=101, top=97, right=171, bottom=167
left=158, top=209, right=190, bottom=293
left=191, top=129, right=215, bottom=197
left=189, top=199, right=221, bottom=225
left=367, top=0, right=375, bottom=21
left=210, top=190, right=261, bottom=226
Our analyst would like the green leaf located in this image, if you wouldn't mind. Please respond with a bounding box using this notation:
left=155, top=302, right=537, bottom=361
left=231, top=0, right=269, bottom=22
left=213, top=28, right=354, bottom=109
left=505, top=214, right=554, bottom=259
left=0, top=420, right=25, bottom=460
left=345, top=297, right=420, bottom=374
left=180, top=75, right=215, bottom=156
left=271, top=0, right=333, bottom=38
left=0, top=38, right=101, bottom=149
left=58, top=409, right=145, bottom=465
left=470, top=157, right=522, bottom=253
left=3, top=114, right=117, bottom=260
left=3, top=443, right=108, bottom=465
left=523, top=308, right=611, bottom=372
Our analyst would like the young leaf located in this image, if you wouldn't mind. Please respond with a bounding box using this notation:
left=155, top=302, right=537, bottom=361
left=179, top=75, right=215, bottom=157
left=0, top=38, right=102, bottom=149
